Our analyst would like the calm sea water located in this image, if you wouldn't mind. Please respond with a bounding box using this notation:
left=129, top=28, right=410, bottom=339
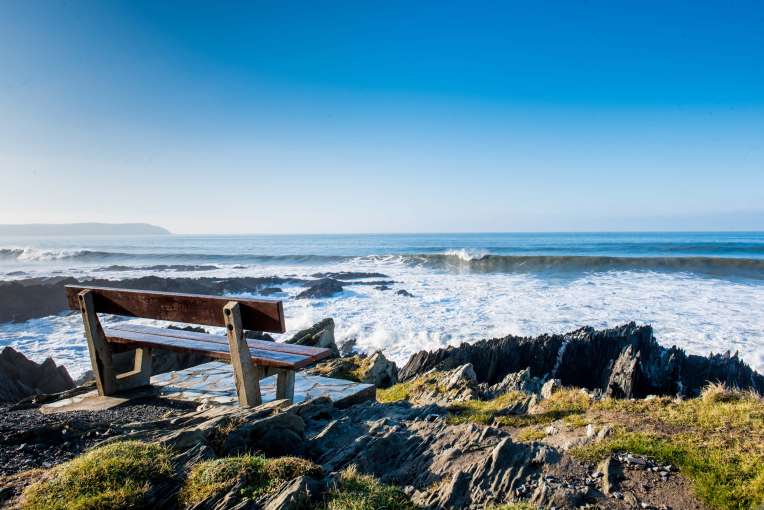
left=1, top=232, right=763, bottom=376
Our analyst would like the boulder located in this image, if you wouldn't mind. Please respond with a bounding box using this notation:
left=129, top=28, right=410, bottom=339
left=285, top=318, right=339, bottom=358
left=0, top=347, right=75, bottom=402
left=295, top=279, right=343, bottom=299
left=396, top=289, right=415, bottom=297
left=486, top=367, right=542, bottom=396
left=359, top=351, right=398, bottom=388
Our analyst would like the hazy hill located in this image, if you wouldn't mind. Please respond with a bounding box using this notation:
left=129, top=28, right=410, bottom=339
left=0, top=223, right=171, bottom=236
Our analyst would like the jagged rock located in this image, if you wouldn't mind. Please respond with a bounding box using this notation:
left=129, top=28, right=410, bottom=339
left=396, top=289, right=415, bottom=297
left=308, top=400, right=553, bottom=509
left=606, top=345, right=640, bottom=398
left=374, top=285, right=390, bottom=291
left=530, top=482, right=586, bottom=509
left=399, top=323, right=764, bottom=398
left=0, top=347, right=75, bottom=402
left=306, top=351, right=397, bottom=389
left=75, top=370, right=95, bottom=386
left=223, top=411, right=305, bottom=457
left=259, top=287, right=283, bottom=296
left=446, top=363, right=476, bottom=390
left=295, top=279, right=344, bottom=299
left=540, top=379, right=561, bottom=399
left=286, top=318, right=339, bottom=358
left=338, top=338, right=356, bottom=357
left=486, top=367, right=542, bottom=396
left=391, top=365, right=480, bottom=405
left=598, top=456, right=623, bottom=495
left=263, top=475, right=322, bottom=510
left=360, top=351, right=398, bottom=388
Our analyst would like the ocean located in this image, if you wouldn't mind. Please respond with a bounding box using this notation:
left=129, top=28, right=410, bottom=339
left=1, top=232, right=763, bottom=377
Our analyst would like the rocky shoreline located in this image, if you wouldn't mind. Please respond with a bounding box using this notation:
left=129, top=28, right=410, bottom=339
left=0, top=323, right=762, bottom=509
left=0, top=273, right=402, bottom=323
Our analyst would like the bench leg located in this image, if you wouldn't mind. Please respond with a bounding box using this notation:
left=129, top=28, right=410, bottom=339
left=276, top=370, right=296, bottom=402
left=114, top=347, right=152, bottom=392
left=224, top=301, right=262, bottom=407
left=78, top=290, right=117, bottom=396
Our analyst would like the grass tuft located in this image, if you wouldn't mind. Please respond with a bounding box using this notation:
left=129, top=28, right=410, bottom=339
left=515, top=427, right=546, bottom=443
left=322, top=465, right=418, bottom=510
left=181, top=455, right=322, bottom=506
left=21, top=441, right=172, bottom=510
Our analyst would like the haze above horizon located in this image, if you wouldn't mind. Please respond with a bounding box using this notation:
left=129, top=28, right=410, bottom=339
left=1, top=1, right=762, bottom=234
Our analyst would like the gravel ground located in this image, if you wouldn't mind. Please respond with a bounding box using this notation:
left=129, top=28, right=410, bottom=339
left=0, top=397, right=197, bottom=475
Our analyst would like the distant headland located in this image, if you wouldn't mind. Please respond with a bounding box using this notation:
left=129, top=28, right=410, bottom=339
left=0, top=223, right=171, bottom=236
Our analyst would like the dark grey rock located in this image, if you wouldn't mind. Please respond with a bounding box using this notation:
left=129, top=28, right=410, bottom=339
left=0, top=347, right=74, bottom=402
left=286, top=318, right=339, bottom=358
left=295, top=279, right=344, bottom=299
left=396, top=289, right=415, bottom=297
left=399, top=323, right=764, bottom=398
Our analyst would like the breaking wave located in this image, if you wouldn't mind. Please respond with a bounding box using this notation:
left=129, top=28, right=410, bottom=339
left=0, top=247, right=349, bottom=264
left=404, top=253, right=764, bottom=279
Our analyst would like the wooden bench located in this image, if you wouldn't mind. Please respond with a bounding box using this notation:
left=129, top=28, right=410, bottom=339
left=65, top=285, right=331, bottom=406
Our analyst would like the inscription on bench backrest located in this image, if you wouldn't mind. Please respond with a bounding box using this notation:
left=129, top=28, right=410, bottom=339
left=65, top=285, right=285, bottom=333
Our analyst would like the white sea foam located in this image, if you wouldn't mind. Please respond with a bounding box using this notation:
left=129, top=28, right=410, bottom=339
left=443, top=248, right=489, bottom=261
left=1, top=257, right=764, bottom=378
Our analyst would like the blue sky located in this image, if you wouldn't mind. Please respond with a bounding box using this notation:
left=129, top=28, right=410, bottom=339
left=1, top=1, right=762, bottom=234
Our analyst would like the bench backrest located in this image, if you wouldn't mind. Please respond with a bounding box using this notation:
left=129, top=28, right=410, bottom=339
left=65, top=285, right=285, bottom=333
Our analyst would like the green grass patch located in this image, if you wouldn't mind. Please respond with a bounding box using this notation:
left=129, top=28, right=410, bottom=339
left=576, top=385, right=764, bottom=510
left=181, top=455, right=322, bottom=506
left=322, top=466, right=418, bottom=510
left=376, top=376, right=444, bottom=403
left=446, top=390, right=528, bottom=425
left=21, top=441, right=172, bottom=510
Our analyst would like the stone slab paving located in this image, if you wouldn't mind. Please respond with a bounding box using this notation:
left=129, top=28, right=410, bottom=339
left=41, top=361, right=375, bottom=413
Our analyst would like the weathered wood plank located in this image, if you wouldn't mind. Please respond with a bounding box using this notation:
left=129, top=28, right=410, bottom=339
left=78, top=290, right=117, bottom=396
left=224, top=301, right=261, bottom=407
left=102, top=327, right=312, bottom=368
left=108, top=323, right=330, bottom=364
left=276, top=370, right=296, bottom=401
left=65, top=285, right=285, bottom=332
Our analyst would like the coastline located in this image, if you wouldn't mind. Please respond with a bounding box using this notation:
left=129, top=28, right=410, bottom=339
left=0, top=322, right=761, bottom=509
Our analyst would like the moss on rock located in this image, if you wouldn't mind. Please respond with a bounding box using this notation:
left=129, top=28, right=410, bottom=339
left=322, top=466, right=418, bottom=510
left=181, top=454, right=322, bottom=506
left=20, top=441, right=172, bottom=510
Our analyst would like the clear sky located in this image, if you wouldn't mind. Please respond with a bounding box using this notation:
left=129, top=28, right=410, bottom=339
left=1, top=1, right=762, bottom=234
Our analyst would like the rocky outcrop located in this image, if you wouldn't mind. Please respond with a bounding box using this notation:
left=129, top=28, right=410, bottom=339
left=0, top=275, right=305, bottom=323
left=295, top=279, right=344, bottom=299
left=400, top=323, right=764, bottom=398
left=0, top=347, right=75, bottom=402
left=286, top=318, right=339, bottom=358
left=306, top=351, right=398, bottom=389
left=396, top=289, right=415, bottom=297
left=358, top=351, right=398, bottom=388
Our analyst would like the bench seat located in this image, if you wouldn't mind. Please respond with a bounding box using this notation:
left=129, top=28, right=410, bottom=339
left=105, top=323, right=329, bottom=369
